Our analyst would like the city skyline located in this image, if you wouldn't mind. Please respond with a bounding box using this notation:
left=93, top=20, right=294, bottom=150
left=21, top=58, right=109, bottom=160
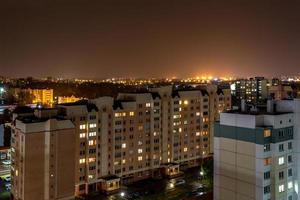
left=2, top=0, right=300, bottom=78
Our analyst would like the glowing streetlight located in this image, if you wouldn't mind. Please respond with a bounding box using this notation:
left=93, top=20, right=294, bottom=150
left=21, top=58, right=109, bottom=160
left=120, top=192, right=125, bottom=197
left=200, top=171, right=204, bottom=176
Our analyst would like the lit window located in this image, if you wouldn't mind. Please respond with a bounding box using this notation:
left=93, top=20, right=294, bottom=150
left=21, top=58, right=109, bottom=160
left=179, top=128, right=182, bottom=132
left=89, top=132, right=96, bottom=137
left=122, top=159, right=126, bottom=164
left=138, top=126, right=143, bottom=131
left=264, top=130, right=271, bottom=137
left=184, top=100, right=188, bottom=105
left=279, top=157, right=285, bottom=165
left=122, top=112, right=126, bottom=117
left=138, top=141, right=143, bottom=145
left=115, top=113, right=122, bottom=117
left=114, top=161, right=119, bottom=165
left=196, top=132, right=200, bottom=136
left=138, top=149, right=143, bottom=154
left=80, top=133, right=86, bottom=138
left=279, top=184, right=285, bottom=193
left=89, top=140, right=96, bottom=146
left=173, top=114, right=181, bottom=119
left=89, top=123, right=96, bottom=128
left=88, top=175, right=94, bottom=179
left=288, top=181, right=293, bottom=189
left=79, top=158, right=85, bottom=164
left=122, top=143, right=126, bottom=148
left=146, top=103, right=151, bottom=108
left=80, top=124, right=86, bottom=130
left=184, top=147, right=188, bottom=152
left=129, top=112, right=134, bottom=116
left=89, top=157, right=96, bottom=162
left=138, top=156, right=143, bottom=161
left=264, top=157, right=272, bottom=166
left=179, top=100, right=182, bottom=105
left=196, top=112, right=200, bottom=116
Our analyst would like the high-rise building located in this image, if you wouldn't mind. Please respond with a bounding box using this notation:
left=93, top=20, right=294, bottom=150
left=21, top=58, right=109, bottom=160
left=214, top=100, right=300, bottom=200
left=11, top=85, right=231, bottom=198
left=10, top=108, right=76, bottom=200
left=231, top=77, right=268, bottom=105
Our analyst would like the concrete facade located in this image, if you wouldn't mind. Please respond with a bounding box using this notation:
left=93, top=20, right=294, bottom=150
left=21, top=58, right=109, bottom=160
left=214, top=102, right=297, bottom=200
left=56, top=85, right=231, bottom=197
left=11, top=113, right=76, bottom=200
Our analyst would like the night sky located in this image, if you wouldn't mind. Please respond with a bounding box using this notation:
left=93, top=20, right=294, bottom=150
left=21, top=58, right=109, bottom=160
left=1, top=0, right=300, bottom=78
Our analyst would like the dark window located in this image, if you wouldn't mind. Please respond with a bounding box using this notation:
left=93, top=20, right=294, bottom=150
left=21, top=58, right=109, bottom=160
left=264, top=171, right=270, bottom=180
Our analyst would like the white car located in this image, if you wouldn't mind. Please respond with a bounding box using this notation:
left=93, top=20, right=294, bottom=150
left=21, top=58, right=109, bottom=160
left=3, top=176, right=11, bottom=182
left=2, top=160, right=11, bottom=165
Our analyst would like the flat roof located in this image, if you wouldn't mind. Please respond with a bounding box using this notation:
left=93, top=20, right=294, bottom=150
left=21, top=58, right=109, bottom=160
left=225, top=109, right=292, bottom=116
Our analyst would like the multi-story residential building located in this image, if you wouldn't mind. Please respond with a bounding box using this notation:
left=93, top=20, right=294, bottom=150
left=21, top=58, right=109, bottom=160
left=214, top=100, right=297, bottom=200
left=10, top=108, right=76, bottom=200
left=57, top=95, right=82, bottom=104
left=231, top=77, right=268, bottom=105
left=11, top=85, right=231, bottom=198
left=269, top=85, right=293, bottom=100
left=28, top=88, right=54, bottom=106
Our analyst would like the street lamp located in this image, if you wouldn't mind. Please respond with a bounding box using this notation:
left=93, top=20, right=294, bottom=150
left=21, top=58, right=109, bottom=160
left=200, top=171, right=204, bottom=176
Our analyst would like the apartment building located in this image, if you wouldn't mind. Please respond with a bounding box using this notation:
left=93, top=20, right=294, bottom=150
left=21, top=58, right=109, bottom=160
left=28, top=88, right=54, bottom=107
left=10, top=108, right=76, bottom=200
left=57, top=95, right=82, bottom=104
left=214, top=101, right=297, bottom=200
left=231, top=77, right=268, bottom=105
left=269, top=85, right=293, bottom=100
left=11, top=85, right=231, bottom=198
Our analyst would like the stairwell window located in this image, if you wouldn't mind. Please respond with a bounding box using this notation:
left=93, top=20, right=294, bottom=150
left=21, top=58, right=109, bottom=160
left=264, top=129, right=271, bottom=137
left=278, top=156, right=284, bottom=165
left=279, top=184, right=285, bottom=193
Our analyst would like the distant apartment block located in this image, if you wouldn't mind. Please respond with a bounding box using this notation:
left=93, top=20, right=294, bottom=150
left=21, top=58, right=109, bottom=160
left=28, top=88, right=54, bottom=106
left=269, top=85, right=293, bottom=100
left=11, top=85, right=231, bottom=199
left=214, top=100, right=300, bottom=200
left=231, top=77, right=268, bottom=105
left=57, top=95, right=82, bottom=104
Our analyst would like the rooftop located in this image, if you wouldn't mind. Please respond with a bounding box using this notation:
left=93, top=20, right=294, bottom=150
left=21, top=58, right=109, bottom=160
left=16, top=115, right=65, bottom=124
left=59, top=99, right=99, bottom=112
left=225, top=109, right=292, bottom=116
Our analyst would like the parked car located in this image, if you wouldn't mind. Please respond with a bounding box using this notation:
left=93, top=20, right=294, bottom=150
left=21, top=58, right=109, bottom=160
left=174, top=179, right=186, bottom=186
left=5, top=183, right=11, bottom=190
left=3, top=176, right=11, bottom=182
left=2, top=160, right=11, bottom=165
